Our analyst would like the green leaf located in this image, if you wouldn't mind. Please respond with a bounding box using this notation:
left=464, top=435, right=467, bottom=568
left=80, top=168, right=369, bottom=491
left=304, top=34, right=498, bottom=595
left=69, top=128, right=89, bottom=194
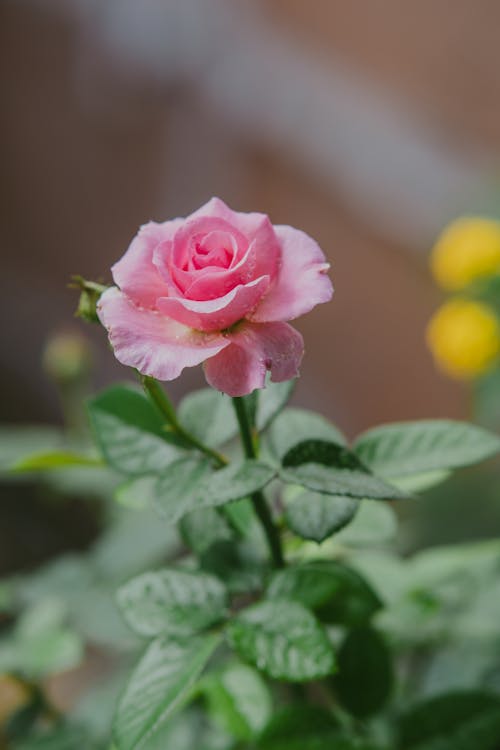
left=283, top=440, right=365, bottom=470
left=115, top=476, right=157, bottom=510
left=178, top=389, right=237, bottom=447
left=335, top=626, right=393, bottom=718
left=280, top=439, right=406, bottom=500
left=389, top=470, right=451, bottom=493
left=280, top=439, right=407, bottom=501
left=266, top=563, right=344, bottom=611
left=199, top=541, right=267, bottom=595
left=256, top=378, right=296, bottom=431
left=257, top=707, right=383, bottom=750
left=25, top=728, right=105, bottom=750
left=398, top=690, right=500, bottom=750
left=154, top=458, right=276, bottom=525
left=0, top=426, right=64, bottom=473
left=202, top=663, right=273, bottom=740
left=221, top=498, right=257, bottom=538
left=139, top=707, right=233, bottom=750
left=354, top=420, right=500, bottom=479
left=14, top=724, right=101, bottom=750
left=116, top=568, right=228, bottom=637
left=257, top=706, right=340, bottom=750
left=266, top=561, right=382, bottom=627
left=87, top=385, right=185, bottom=476
left=12, top=451, right=103, bottom=472
left=280, top=463, right=406, bottom=501
left=284, top=485, right=359, bottom=542
left=0, top=600, right=84, bottom=679
left=92, top=506, right=180, bottom=583
left=227, top=600, right=335, bottom=682
left=15, top=629, right=83, bottom=679
left=260, top=736, right=383, bottom=750
left=335, top=501, right=397, bottom=546
left=180, top=508, right=234, bottom=555
left=265, top=408, right=347, bottom=462
left=113, top=633, right=220, bottom=750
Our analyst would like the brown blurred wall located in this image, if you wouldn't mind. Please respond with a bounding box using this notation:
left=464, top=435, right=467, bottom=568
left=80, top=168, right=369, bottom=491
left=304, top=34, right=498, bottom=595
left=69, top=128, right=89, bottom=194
left=0, top=2, right=468, bottom=436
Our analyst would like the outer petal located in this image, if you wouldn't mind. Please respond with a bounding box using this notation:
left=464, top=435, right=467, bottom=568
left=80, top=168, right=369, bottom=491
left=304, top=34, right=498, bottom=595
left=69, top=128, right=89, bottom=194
left=111, top=219, right=182, bottom=307
left=250, top=225, right=333, bottom=322
left=203, top=321, right=304, bottom=397
left=97, top=287, right=229, bottom=381
left=187, top=197, right=272, bottom=240
left=157, top=276, right=270, bottom=332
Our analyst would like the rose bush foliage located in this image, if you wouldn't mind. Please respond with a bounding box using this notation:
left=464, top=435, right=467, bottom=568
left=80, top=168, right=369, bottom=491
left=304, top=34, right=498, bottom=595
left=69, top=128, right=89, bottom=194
left=3, top=203, right=500, bottom=749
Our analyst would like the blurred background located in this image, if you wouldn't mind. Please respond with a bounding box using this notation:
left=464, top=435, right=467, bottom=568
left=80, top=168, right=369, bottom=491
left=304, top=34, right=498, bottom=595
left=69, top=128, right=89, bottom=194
left=2, top=3, right=500, bottom=736
left=2, top=0, right=500, bottom=567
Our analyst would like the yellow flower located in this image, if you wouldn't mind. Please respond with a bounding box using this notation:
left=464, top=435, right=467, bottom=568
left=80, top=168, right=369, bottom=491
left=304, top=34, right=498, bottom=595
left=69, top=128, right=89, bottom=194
left=430, top=217, right=500, bottom=290
left=427, top=299, right=500, bottom=380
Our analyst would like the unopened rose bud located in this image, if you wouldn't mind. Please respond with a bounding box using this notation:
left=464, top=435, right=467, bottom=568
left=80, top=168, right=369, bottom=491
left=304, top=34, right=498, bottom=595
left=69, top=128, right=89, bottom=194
left=43, top=330, right=92, bottom=385
left=71, top=276, right=108, bottom=324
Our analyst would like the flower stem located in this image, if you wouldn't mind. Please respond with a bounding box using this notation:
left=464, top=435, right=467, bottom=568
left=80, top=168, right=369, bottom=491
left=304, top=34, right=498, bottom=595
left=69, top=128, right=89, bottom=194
left=232, top=396, right=284, bottom=568
left=141, top=375, right=228, bottom=467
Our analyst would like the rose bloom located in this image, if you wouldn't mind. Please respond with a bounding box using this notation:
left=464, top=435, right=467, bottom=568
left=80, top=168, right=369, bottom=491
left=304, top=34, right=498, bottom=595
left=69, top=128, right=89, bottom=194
left=98, top=198, right=333, bottom=396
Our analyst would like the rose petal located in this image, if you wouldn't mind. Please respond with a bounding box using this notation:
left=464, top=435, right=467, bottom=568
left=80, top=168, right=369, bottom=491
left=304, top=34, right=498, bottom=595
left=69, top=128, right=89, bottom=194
left=152, top=218, right=248, bottom=298
left=171, top=216, right=248, bottom=275
left=183, top=239, right=267, bottom=300
left=112, top=220, right=182, bottom=307
left=187, top=197, right=273, bottom=241
left=185, top=197, right=281, bottom=286
left=151, top=200, right=281, bottom=302
left=190, top=231, right=237, bottom=269
left=97, top=287, right=229, bottom=381
left=250, top=225, right=333, bottom=322
left=203, top=321, right=304, bottom=397
left=157, top=276, right=270, bottom=332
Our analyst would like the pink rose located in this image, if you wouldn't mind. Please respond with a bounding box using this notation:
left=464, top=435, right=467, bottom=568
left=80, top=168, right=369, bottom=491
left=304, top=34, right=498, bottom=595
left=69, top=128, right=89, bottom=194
left=97, top=198, right=332, bottom=396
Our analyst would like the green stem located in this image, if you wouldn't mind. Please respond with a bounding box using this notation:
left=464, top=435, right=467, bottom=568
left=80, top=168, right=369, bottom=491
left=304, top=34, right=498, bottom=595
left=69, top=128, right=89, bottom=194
left=141, top=376, right=228, bottom=467
left=232, top=396, right=284, bottom=568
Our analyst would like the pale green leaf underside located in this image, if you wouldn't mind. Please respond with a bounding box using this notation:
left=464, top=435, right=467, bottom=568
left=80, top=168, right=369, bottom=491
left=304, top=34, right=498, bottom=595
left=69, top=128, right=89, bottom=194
left=115, top=476, right=157, bottom=510
left=113, top=633, right=220, bottom=750
left=88, top=386, right=183, bottom=476
left=266, top=564, right=342, bottom=611
left=227, top=600, right=335, bottom=682
left=283, top=485, right=359, bottom=542
left=354, top=420, right=500, bottom=478
left=178, top=389, right=237, bottom=447
left=280, top=464, right=406, bottom=500
left=335, top=500, right=397, bottom=546
left=12, top=451, right=103, bottom=472
left=116, top=568, right=227, bottom=637
left=154, top=458, right=276, bottom=525
left=203, top=662, right=273, bottom=740
left=0, top=426, right=64, bottom=473
left=265, top=408, right=347, bottom=462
